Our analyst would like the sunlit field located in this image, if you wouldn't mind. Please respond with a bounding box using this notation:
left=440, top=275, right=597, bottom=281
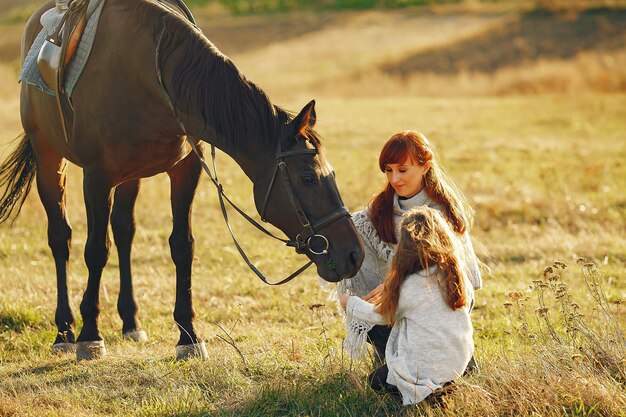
left=0, top=1, right=624, bottom=416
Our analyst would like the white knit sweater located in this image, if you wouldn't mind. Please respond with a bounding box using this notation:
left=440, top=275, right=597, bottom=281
left=335, top=189, right=481, bottom=359
left=346, top=266, right=475, bottom=405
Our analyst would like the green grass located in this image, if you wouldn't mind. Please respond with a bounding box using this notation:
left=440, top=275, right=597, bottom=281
left=0, top=95, right=625, bottom=416
left=0, top=304, right=46, bottom=333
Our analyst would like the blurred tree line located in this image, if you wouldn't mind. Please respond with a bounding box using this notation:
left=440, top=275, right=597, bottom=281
left=185, top=0, right=464, bottom=14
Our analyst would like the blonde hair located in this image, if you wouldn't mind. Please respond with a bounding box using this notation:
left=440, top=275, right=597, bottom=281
left=369, top=130, right=474, bottom=244
left=375, top=206, right=468, bottom=325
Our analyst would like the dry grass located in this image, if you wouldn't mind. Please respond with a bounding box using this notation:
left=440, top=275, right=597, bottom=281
left=1, top=93, right=624, bottom=416
left=313, top=49, right=626, bottom=97
left=0, top=3, right=625, bottom=416
left=471, top=260, right=626, bottom=417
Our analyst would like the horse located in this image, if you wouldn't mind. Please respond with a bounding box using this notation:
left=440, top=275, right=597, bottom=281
left=0, top=0, right=364, bottom=360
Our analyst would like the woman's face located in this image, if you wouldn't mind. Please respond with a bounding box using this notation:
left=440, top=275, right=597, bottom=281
left=384, top=157, right=430, bottom=198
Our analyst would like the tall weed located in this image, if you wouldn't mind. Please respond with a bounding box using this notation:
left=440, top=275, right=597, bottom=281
left=485, top=259, right=626, bottom=416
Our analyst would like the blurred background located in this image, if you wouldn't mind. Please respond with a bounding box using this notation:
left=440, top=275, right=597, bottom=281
left=1, top=0, right=625, bottom=103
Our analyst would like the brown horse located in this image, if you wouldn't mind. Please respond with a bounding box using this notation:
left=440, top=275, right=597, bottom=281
left=0, top=0, right=364, bottom=360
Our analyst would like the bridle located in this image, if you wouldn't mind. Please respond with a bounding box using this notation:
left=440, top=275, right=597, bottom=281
left=154, top=2, right=350, bottom=285
left=185, top=140, right=350, bottom=285
left=258, top=139, right=350, bottom=256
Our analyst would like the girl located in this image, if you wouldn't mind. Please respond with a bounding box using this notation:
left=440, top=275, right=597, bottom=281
left=335, top=130, right=481, bottom=363
left=340, top=206, right=474, bottom=405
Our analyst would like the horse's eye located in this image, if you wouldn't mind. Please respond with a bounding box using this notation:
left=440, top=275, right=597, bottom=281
left=301, top=175, right=315, bottom=184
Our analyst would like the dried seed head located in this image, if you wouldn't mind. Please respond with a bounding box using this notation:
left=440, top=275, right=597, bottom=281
left=507, top=291, right=524, bottom=301
left=582, top=263, right=597, bottom=275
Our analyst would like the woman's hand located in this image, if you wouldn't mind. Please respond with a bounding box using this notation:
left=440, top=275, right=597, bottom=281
left=363, top=284, right=383, bottom=303
left=340, top=294, right=350, bottom=310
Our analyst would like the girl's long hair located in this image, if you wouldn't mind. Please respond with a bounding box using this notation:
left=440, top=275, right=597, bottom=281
left=368, top=130, right=474, bottom=244
left=376, top=207, right=467, bottom=325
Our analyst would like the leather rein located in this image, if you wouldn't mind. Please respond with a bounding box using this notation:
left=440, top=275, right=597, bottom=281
left=155, top=1, right=350, bottom=285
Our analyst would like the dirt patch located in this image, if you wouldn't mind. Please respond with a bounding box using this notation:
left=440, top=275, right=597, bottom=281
left=195, top=10, right=344, bottom=55
left=382, top=7, right=626, bottom=76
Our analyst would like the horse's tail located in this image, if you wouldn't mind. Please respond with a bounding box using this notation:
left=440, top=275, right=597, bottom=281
left=0, top=133, right=37, bottom=224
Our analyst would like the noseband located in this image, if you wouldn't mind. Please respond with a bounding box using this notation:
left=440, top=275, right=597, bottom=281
left=258, top=141, right=350, bottom=256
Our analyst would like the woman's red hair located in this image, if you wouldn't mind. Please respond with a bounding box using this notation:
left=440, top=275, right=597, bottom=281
left=368, top=130, right=473, bottom=244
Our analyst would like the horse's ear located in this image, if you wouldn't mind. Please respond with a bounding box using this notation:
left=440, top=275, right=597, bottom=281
left=292, top=100, right=316, bottom=136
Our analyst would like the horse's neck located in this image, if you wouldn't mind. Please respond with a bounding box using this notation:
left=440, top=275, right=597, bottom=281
left=152, top=6, right=279, bottom=179
left=181, top=88, right=278, bottom=181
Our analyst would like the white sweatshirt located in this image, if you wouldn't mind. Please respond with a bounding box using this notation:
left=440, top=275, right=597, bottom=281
left=345, top=265, right=474, bottom=405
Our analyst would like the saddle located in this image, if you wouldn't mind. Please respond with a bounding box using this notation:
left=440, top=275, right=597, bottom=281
left=33, top=0, right=194, bottom=143
left=36, top=0, right=89, bottom=143
left=36, top=0, right=193, bottom=93
left=37, top=0, right=89, bottom=95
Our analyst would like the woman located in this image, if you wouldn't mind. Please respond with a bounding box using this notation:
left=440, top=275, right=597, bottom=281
left=336, top=130, right=482, bottom=363
left=340, top=206, right=475, bottom=405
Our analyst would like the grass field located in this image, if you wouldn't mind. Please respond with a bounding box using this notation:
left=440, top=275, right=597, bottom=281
left=0, top=1, right=625, bottom=416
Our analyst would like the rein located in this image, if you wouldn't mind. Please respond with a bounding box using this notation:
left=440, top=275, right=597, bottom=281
left=153, top=3, right=350, bottom=284
left=186, top=140, right=315, bottom=286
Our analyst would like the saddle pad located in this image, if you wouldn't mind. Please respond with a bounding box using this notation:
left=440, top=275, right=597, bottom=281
left=18, top=0, right=106, bottom=98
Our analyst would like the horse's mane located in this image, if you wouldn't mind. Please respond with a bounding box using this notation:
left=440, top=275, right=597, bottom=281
left=126, top=0, right=322, bottom=153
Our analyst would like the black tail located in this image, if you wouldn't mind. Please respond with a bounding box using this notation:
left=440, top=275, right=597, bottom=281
left=0, top=133, right=37, bottom=224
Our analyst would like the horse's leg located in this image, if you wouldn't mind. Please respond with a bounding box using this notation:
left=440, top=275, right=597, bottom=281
left=34, top=139, right=75, bottom=352
left=75, top=167, right=113, bottom=360
left=167, top=152, right=206, bottom=360
left=110, top=179, right=147, bottom=342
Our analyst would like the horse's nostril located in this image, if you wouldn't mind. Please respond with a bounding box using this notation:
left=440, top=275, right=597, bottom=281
left=349, top=251, right=360, bottom=269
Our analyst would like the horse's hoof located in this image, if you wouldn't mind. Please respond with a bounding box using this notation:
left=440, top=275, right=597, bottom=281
left=76, top=340, right=106, bottom=361
left=51, top=342, right=76, bottom=354
left=122, top=329, right=148, bottom=342
left=176, top=341, right=208, bottom=360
